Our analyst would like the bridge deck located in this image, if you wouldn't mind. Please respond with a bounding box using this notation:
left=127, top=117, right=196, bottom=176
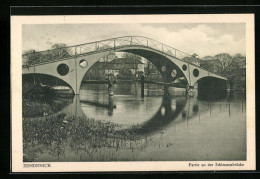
left=22, top=36, right=227, bottom=80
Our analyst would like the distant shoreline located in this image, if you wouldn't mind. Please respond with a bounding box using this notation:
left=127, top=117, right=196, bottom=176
left=82, top=79, right=246, bottom=91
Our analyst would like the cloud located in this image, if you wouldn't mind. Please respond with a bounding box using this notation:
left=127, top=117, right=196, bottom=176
left=23, top=23, right=245, bottom=57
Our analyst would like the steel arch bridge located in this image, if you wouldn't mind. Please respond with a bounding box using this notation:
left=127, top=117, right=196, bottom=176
left=22, top=36, right=227, bottom=95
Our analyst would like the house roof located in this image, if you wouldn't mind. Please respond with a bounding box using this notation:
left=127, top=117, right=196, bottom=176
left=182, top=56, right=200, bottom=63
left=90, top=58, right=144, bottom=70
left=202, top=56, right=215, bottom=61
left=110, top=58, right=143, bottom=64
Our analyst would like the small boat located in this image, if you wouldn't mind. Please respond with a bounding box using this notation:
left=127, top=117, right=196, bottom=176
left=51, top=86, right=74, bottom=97
left=40, top=83, right=74, bottom=97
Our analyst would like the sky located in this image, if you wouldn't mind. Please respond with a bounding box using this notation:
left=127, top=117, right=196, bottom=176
left=22, top=23, right=245, bottom=58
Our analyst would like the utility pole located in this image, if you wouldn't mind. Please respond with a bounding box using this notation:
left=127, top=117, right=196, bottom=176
left=33, top=50, right=36, bottom=85
left=135, top=58, right=137, bottom=80
left=141, top=75, right=144, bottom=97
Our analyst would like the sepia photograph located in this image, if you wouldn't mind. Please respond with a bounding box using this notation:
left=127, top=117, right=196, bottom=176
left=11, top=14, right=255, bottom=172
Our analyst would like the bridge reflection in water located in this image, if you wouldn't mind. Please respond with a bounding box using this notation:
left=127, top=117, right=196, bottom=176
left=22, top=83, right=246, bottom=162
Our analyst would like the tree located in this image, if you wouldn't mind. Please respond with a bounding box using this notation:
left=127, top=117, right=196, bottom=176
left=226, top=54, right=246, bottom=81
left=51, top=43, right=67, bottom=49
left=146, top=60, right=152, bottom=76
left=23, top=49, right=41, bottom=66
left=49, top=43, right=71, bottom=59
left=118, top=69, right=133, bottom=80
left=233, top=54, right=246, bottom=69
left=122, top=52, right=142, bottom=60
left=23, top=49, right=36, bottom=54
left=122, top=52, right=142, bottom=74
left=145, top=60, right=159, bottom=76
left=200, top=53, right=246, bottom=89
left=214, top=53, right=233, bottom=73
left=23, top=43, right=71, bottom=65
left=97, top=45, right=116, bottom=62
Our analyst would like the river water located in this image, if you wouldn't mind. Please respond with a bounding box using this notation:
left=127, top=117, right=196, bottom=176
left=23, top=82, right=246, bottom=162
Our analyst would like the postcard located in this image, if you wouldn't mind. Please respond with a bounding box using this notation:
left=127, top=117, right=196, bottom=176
left=11, top=14, right=255, bottom=172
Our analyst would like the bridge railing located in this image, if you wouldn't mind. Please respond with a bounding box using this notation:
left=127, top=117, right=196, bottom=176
left=22, top=36, right=202, bottom=69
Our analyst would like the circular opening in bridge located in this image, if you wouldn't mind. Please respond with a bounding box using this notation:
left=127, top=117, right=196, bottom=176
left=193, top=69, right=199, bottom=77
left=79, top=59, right=88, bottom=68
left=182, top=64, right=187, bottom=71
left=161, top=66, right=166, bottom=72
left=171, top=69, right=177, bottom=78
left=57, top=63, right=69, bottom=76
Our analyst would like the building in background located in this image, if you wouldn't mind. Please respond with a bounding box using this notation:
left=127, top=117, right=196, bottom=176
left=84, top=58, right=144, bottom=80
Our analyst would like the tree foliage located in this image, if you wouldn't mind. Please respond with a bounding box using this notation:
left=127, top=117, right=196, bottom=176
left=122, top=52, right=142, bottom=60
left=23, top=43, right=71, bottom=65
left=51, top=43, right=67, bottom=49
left=214, top=53, right=233, bottom=73
left=23, top=49, right=41, bottom=65
left=201, top=53, right=246, bottom=82
left=122, top=52, right=142, bottom=69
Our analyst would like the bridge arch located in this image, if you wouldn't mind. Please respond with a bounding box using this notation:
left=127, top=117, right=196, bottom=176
left=196, top=76, right=228, bottom=100
left=115, top=47, right=189, bottom=84
left=84, top=46, right=189, bottom=85
left=22, top=73, right=74, bottom=92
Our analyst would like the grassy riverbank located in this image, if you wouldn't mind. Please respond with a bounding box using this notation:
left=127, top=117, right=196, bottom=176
left=23, top=113, right=155, bottom=162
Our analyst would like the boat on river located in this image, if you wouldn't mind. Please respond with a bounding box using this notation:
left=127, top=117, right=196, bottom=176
left=40, top=83, right=74, bottom=97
